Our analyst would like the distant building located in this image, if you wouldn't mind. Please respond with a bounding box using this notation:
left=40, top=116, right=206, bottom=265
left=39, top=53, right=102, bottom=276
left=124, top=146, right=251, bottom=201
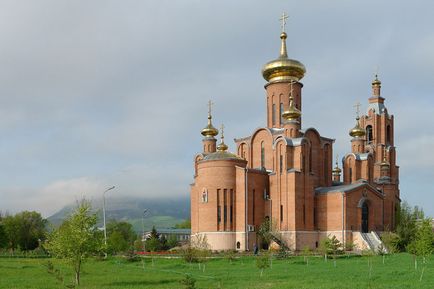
left=143, top=228, right=191, bottom=243
left=190, top=16, right=400, bottom=252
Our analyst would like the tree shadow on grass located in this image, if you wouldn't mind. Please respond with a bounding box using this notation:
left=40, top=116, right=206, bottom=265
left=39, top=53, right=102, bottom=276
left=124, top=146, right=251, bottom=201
left=106, top=279, right=178, bottom=287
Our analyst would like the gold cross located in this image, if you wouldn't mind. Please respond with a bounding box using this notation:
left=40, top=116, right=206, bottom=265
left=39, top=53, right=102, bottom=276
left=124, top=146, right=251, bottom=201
left=354, top=102, right=361, bottom=118
left=208, top=100, right=214, bottom=115
left=280, top=12, right=289, bottom=33
left=220, top=124, right=225, bottom=138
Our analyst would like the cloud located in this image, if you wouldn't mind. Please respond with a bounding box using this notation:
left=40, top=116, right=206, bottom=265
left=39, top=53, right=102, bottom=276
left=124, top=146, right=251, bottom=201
left=0, top=1, right=433, bottom=217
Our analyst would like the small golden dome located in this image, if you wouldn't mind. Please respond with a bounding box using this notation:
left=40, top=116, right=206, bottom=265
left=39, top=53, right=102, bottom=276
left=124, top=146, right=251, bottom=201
left=349, top=116, right=366, bottom=138
left=216, top=124, right=228, bottom=152
left=201, top=101, right=219, bottom=137
left=380, top=160, right=390, bottom=171
left=380, top=147, right=390, bottom=171
left=282, top=95, right=301, bottom=121
left=332, top=156, right=341, bottom=175
left=372, top=74, right=381, bottom=86
left=262, top=32, right=306, bottom=83
left=332, top=163, right=342, bottom=175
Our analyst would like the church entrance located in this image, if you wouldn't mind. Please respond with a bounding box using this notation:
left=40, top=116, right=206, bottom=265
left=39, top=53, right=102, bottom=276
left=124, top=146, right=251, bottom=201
left=361, top=202, right=369, bottom=233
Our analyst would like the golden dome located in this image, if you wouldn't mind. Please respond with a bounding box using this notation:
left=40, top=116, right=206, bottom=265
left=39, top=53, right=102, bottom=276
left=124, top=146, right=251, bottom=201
left=349, top=116, right=366, bottom=138
left=216, top=124, right=228, bottom=152
left=372, top=74, right=381, bottom=86
left=201, top=115, right=219, bottom=137
left=282, top=95, right=301, bottom=121
left=332, top=163, right=342, bottom=175
left=262, top=32, right=306, bottom=83
left=201, top=101, right=219, bottom=137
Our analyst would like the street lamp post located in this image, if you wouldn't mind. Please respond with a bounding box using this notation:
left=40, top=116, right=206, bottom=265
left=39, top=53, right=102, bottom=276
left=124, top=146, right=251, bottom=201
left=142, top=209, right=148, bottom=240
left=103, top=186, right=115, bottom=247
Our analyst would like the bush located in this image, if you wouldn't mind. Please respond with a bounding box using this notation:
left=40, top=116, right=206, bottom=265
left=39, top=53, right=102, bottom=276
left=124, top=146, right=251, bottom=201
left=180, top=245, right=198, bottom=263
left=179, top=274, right=196, bottom=289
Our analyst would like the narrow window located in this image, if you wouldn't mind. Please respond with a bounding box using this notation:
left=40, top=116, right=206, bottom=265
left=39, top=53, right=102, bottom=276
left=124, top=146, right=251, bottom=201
left=309, top=145, right=313, bottom=173
left=280, top=155, right=283, bottom=174
left=280, top=102, right=284, bottom=124
left=280, top=205, right=283, bottom=222
left=230, top=189, right=233, bottom=223
left=366, top=125, right=373, bottom=143
left=272, top=103, right=276, bottom=125
left=349, top=167, right=352, bottom=183
left=261, top=142, right=265, bottom=169
left=252, top=189, right=255, bottom=225
left=236, top=242, right=241, bottom=249
left=223, top=189, right=227, bottom=226
left=217, top=189, right=221, bottom=223
left=386, top=125, right=391, bottom=145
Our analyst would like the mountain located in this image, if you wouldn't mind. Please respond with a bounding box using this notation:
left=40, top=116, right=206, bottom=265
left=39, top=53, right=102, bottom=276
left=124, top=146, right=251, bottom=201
left=47, top=196, right=190, bottom=232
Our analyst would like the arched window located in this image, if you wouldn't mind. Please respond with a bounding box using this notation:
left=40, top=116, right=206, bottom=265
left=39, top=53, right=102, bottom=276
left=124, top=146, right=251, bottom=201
left=280, top=102, right=284, bottom=124
left=236, top=241, right=241, bottom=249
left=261, top=141, right=265, bottom=169
left=272, top=103, right=276, bottom=125
left=366, top=125, right=373, bottom=143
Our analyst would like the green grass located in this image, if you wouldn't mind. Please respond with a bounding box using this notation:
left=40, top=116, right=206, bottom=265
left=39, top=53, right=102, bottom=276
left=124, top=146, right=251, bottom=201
left=0, top=254, right=433, bottom=289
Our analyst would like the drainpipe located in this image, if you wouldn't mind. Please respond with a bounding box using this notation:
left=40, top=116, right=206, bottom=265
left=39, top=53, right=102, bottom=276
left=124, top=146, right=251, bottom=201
left=245, top=167, right=249, bottom=251
left=341, top=192, right=345, bottom=248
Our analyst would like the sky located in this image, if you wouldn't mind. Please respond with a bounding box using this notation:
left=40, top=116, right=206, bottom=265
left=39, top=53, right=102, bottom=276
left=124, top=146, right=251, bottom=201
left=0, top=0, right=433, bottom=217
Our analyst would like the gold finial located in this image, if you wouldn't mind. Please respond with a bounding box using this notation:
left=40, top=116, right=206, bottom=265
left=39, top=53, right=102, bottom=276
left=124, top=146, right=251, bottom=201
left=380, top=145, right=390, bottom=170
left=282, top=80, right=301, bottom=121
left=201, top=100, right=219, bottom=137
left=217, top=124, right=228, bottom=152
left=279, top=12, right=289, bottom=33
left=332, top=155, right=342, bottom=175
left=372, top=68, right=381, bottom=85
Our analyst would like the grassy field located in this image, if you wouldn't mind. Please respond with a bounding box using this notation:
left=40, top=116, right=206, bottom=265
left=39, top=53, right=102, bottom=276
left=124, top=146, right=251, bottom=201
left=0, top=254, right=433, bottom=289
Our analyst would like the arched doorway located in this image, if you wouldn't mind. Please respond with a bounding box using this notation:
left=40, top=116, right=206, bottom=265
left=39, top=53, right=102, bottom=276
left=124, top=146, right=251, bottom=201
left=361, top=202, right=369, bottom=233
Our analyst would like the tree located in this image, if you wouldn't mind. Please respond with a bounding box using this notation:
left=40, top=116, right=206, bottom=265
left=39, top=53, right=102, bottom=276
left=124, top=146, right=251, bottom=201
left=319, top=235, right=342, bottom=266
left=257, top=217, right=273, bottom=249
left=145, top=226, right=161, bottom=252
left=0, top=223, right=8, bottom=248
left=167, top=235, right=179, bottom=249
left=408, top=218, right=434, bottom=275
left=44, top=200, right=102, bottom=286
left=106, top=220, right=136, bottom=254
left=381, top=231, right=400, bottom=253
left=395, top=202, right=419, bottom=251
left=2, top=211, right=46, bottom=250
left=256, top=251, right=271, bottom=277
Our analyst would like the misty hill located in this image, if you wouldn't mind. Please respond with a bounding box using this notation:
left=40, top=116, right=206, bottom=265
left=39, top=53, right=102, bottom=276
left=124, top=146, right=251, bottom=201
left=48, top=196, right=190, bottom=232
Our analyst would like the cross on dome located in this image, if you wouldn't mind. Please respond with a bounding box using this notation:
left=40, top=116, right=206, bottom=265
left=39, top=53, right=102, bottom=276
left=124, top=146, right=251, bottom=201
left=354, top=102, right=361, bottom=118
left=208, top=100, right=214, bottom=116
left=279, top=12, right=289, bottom=33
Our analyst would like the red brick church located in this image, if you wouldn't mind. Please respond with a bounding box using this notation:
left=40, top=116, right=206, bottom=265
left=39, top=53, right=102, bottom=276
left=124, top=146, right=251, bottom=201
left=190, top=16, right=399, bottom=251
